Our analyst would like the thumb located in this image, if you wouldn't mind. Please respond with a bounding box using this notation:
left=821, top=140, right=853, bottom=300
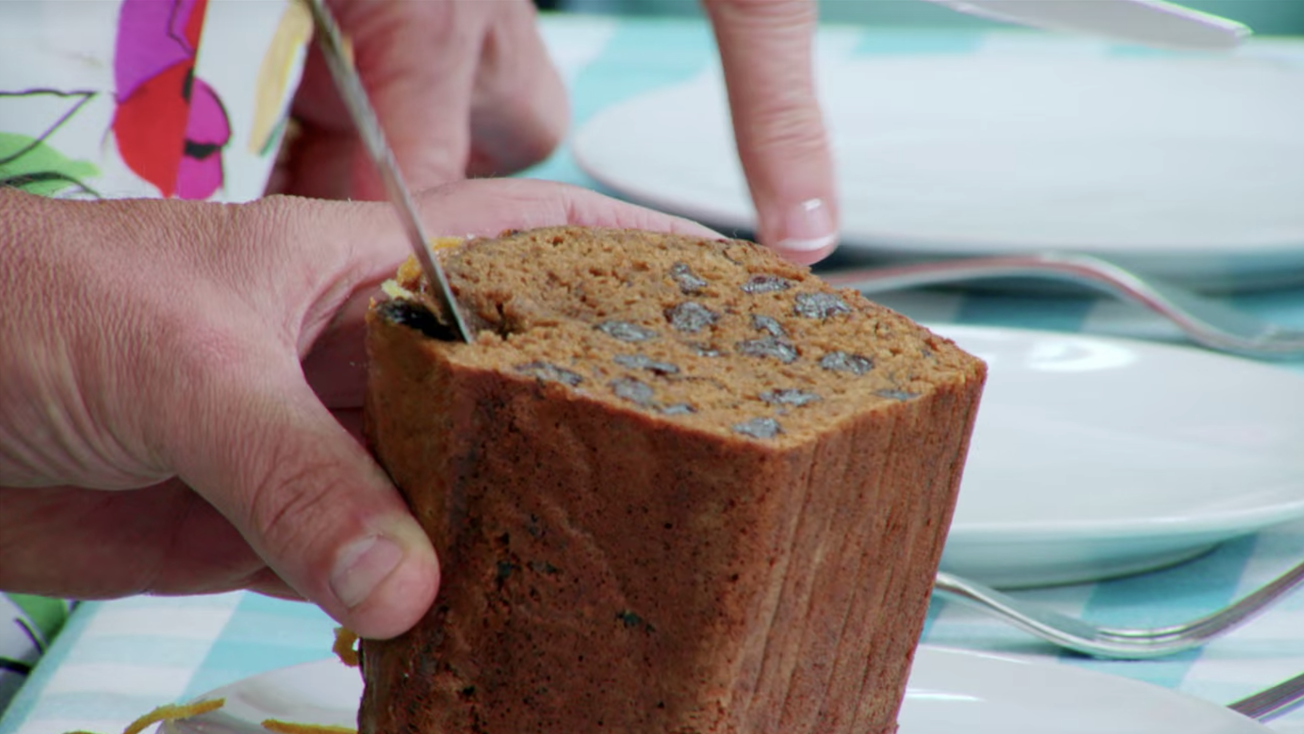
left=170, top=351, right=438, bottom=640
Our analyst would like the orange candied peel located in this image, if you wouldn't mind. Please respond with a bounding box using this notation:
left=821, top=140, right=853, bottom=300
left=262, top=720, right=355, bottom=734
left=332, top=626, right=360, bottom=668
left=66, top=698, right=225, bottom=734
left=429, top=236, right=466, bottom=251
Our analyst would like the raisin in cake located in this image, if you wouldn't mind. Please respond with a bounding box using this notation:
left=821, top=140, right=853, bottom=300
left=360, top=226, right=986, bottom=734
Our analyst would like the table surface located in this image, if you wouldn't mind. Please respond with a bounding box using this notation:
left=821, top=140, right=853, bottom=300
left=6, top=13, right=1304, bottom=734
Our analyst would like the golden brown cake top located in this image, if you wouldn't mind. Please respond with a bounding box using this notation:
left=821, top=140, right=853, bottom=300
left=380, top=226, right=983, bottom=448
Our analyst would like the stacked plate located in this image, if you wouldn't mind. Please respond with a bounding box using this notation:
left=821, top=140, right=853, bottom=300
left=573, top=41, right=1304, bottom=291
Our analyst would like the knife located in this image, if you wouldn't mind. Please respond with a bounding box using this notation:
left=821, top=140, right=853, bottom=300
left=303, top=0, right=474, bottom=343
left=921, top=0, right=1250, bottom=50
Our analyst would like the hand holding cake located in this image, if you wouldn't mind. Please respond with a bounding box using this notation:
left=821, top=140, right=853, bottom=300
left=0, top=180, right=711, bottom=641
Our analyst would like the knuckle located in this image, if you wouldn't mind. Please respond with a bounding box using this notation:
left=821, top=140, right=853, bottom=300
left=144, top=321, right=252, bottom=464
left=226, top=195, right=353, bottom=334
left=741, top=102, right=829, bottom=156
left=172, top=321, right=249, bottom=385
left=229, top=195, right=305, bottom=265
left=468, top=35, right=568, bottom=174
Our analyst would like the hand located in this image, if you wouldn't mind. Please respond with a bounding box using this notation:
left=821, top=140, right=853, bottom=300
left=275, top=0, right=568, bottom=200
left=0, top=181, right=713, bottom=639
left=703, top=0, right=838, bottom=265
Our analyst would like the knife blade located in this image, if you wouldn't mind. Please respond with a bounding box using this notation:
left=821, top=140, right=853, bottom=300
left=304, top=0, right=473, bottom=343
left=922, top=0, right=1250, bottom=51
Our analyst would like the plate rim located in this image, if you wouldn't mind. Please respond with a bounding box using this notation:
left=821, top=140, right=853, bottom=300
left=169, top=645, right=1271, bottom=734
left=925, top=323, right=1304, bottom=543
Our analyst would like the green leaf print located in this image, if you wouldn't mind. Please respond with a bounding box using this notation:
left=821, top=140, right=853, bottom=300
left=0, top=89, right=100, bottom=198
left=4, top=593, right=69, bottom=652
left=0, top=132, right=99, bottom=198
left=258, top=114, right=290, bottom=159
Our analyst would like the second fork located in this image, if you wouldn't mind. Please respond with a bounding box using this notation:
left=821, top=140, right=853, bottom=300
left=933, top=557, right=1304, bottom=659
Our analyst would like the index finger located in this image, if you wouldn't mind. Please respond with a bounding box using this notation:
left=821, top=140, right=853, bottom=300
left=703, top=0, right=839, bottom=265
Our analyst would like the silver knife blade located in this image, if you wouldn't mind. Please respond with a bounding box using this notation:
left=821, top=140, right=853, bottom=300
left=304, top=0, right=473, bottom=343
left=923, top=0, right=1250, bottom=51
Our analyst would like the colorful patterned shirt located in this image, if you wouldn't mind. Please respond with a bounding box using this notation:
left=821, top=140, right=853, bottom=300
left=0, top=595, right=72, bottom=711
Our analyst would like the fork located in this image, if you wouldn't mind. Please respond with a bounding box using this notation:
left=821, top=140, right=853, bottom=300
left=933, top=558, right=1304, bottom=659
left=1229, top=668, right=1304, bottom=721
left=821, top=253, right=1304, bottom=360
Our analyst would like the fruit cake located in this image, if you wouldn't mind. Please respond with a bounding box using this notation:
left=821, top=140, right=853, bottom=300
left=360, top=226, right=986, bottom=734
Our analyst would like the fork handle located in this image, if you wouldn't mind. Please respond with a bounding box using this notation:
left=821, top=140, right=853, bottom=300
left=933, top=572, right=1113, bottom=656
left=822, top=253, right=1304, bottom=358
left=1228, top=670, right=1304, bottom=721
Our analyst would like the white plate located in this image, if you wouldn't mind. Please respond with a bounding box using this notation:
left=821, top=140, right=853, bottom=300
left=162, top=647, right=1270, bottom=734
left=934, top=324, right=1304, bottom=587
left=573, top=45, right=1304, bottom=290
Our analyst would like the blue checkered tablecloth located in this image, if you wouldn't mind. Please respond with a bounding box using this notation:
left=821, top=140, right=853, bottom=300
left=5, top=14, right=1304, bottom=734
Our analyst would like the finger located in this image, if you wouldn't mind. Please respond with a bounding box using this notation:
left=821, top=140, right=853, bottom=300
left=273, top=124, right=358, bottom=200
left=0, top=481, right=278, bottom=599
left=465, top=0, right=569, bottom=177
left=419, top=178, right=721, bottom=240
left=283, top=33, right=374, bottom=200
left=703, top=0, right=839, bottom=265
left=332, top=0, right=485, bottom=197
left=288, top=2, right=481, bottom=199
left=249, top=572, right=303, bottom=601
left=303, top=287, right=374, bottom=410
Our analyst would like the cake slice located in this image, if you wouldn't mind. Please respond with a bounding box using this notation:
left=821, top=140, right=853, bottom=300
left=360, top=226, right=986, bottom=734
